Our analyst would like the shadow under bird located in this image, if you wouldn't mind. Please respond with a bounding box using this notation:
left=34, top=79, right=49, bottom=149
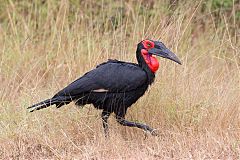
left=28, top=40, right=182, bottom=136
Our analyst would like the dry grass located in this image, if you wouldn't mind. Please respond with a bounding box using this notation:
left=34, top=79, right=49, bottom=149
left=0, top=0, right=239, bottom=159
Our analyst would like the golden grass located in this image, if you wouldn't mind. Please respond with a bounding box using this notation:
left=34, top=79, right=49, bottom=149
left=0, top=0, right=239, bottom=159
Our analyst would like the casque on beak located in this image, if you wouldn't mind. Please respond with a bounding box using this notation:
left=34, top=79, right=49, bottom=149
left=148, top=41, right=182, bottom=65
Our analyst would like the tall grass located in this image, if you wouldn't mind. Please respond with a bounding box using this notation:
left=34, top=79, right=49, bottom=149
left=0, top=0, right=239, bottom=159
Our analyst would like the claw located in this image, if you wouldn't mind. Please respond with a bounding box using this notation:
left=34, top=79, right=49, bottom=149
left=143, top=128, right=158, bottom=139
left=28, top=106, right=39, bottom=112
left=150, top=129, right=158, bottom=136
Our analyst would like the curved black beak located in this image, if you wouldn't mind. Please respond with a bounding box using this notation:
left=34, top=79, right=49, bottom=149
left=148, top=42, right=182, bottom=65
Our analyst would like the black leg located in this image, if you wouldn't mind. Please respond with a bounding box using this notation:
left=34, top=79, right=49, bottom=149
left=101, top=111, right=111, bottom=137
left=116, top=116, right=157, bottom=136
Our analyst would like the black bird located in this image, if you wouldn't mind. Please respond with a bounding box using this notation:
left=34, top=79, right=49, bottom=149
left=28, top=40, right=181, bottom=136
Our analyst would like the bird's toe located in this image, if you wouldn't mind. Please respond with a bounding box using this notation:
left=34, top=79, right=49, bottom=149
left=143, top=128, right=159, bottom=138
left=150, top=129, right=159, bottom=136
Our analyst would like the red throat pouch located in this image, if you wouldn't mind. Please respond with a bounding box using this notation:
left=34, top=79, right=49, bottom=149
left=142, top=53, right=159, bottom=73
left=149, top=56, right=159, bottom=72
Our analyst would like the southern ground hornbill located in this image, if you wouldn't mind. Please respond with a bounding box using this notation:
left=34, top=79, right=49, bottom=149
left=28, top=40, right=181, bottom=136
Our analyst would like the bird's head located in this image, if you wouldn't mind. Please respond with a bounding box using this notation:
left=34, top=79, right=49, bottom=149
left=137, top=39, right=182, bottom=73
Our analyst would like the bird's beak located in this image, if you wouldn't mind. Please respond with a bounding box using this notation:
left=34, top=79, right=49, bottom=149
left=148, top=45, right=182, bottom=65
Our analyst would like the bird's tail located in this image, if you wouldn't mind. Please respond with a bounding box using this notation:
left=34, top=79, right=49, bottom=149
left=27, top=98, right=61, bottom=112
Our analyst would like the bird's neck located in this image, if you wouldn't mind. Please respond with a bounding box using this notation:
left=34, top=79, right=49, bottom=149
left=136, top=51, right=156, bottom=85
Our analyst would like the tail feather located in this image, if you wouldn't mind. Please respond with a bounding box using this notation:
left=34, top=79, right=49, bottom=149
left=28, top=95, right=78, bottom=112
left=28, top=98, right=60, bottom=112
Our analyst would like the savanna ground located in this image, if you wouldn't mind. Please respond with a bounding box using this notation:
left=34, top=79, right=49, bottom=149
left=0, top=0, right=239, bottom=159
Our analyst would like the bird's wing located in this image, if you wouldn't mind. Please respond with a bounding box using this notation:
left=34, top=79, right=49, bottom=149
left=54, top=60, right=147, bottom=97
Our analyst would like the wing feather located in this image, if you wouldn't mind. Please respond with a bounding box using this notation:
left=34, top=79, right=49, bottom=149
left=54, top=60, right=147, bottom=97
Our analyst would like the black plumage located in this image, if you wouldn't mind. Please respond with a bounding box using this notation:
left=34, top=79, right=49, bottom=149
left=28, top=39, right=181, bottom=136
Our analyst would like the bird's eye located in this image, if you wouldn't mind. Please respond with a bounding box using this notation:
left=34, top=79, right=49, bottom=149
left=143, top=40, right=154, bottom=49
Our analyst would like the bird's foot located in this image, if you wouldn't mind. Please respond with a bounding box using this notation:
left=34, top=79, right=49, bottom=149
left=150, top=129, right=158, bottom=136
left=27, top=105, right=43, bottom=112
left=104, top=129, right=109, bottom=138
left=144, top=128, right=158, bottom=139
left=28, top=107, right=37, bottom=112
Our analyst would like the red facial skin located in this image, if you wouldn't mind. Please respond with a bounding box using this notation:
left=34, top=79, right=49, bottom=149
left=141, top=40, right=159, bottom=73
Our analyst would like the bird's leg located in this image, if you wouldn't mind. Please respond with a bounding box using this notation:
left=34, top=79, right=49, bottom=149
left=116, top=116, right=157, bottom=136
left=101, top=111, right=111, bottom=137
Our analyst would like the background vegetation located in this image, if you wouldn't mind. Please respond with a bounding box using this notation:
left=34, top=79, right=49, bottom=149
left=0, top=0, right=239, bottom=159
